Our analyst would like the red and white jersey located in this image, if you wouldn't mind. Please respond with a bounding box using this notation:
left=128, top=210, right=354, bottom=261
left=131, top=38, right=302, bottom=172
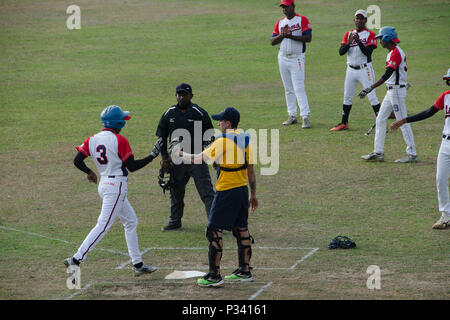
left=433, top=90, right=450, bottom=135
left=273, top=14, right=312, bottom=55
left=341, top=29, right=377, bottom=66
left=385, top=45, right=408, bottom=85
left=76, top=128, right=134, bottom=177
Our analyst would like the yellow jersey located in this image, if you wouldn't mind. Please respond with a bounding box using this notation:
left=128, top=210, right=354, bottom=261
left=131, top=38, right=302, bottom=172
left=202, top=130, right=254, bottom=191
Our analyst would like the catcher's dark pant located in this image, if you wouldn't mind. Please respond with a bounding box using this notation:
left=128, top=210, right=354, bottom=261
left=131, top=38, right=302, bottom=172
left=208, top=186, right=249, bottom=231
left=168, top=163, right=214, bottom=225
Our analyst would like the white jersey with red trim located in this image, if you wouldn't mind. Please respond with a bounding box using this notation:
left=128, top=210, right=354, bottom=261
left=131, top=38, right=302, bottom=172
left=76, top=128, right=134, bottom=177
left=273, top=14, right=312, bottom=55
left=341, top=29, right=377, bottom=66
left=385, top=45, right=408, bottom=85
left=433, top=91, right=450, bottom=135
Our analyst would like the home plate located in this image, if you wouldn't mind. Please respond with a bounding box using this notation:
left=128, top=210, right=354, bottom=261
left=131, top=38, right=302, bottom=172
left=165, top=270, right=206, bottom=280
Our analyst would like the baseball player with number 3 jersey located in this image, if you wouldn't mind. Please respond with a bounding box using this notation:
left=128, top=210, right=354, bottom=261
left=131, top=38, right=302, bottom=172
left=64, top=105, right=159, bottom=276
left=271, top=0, right=312, bottom=128
left=330, top=9, right=381, bottom=132
left=390, top=69, right=450, bottom=229
left=360, top=26, right=417, bottom=163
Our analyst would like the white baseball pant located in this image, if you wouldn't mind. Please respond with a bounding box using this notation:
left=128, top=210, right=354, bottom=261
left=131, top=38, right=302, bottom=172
left=278, top=52, right=310, bottom=118
left=344, top=64, right=379, bottom=106
left=436, top=138, right=450, bottom=216
left=74, top=176, right=143, bottom=265
left=374, top=87, right=416, bottom=156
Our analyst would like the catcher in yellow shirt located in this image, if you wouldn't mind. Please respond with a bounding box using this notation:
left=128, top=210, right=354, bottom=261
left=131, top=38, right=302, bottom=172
left=176, top=107, right=258, bottom=287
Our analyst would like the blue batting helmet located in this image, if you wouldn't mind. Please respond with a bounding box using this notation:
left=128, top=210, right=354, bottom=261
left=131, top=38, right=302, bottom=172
left=100, top=105, right=131, bottom=129
left=375, top=26, right=400, bottom=43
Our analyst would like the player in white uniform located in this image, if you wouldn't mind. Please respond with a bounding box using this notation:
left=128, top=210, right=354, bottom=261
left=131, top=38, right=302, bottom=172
left=390, top=69, right=450, bottom=229
left=330, top=9, right=381, bottom=132
left=271, top=0, right=312, bottom=128
left=64, top=105, right=159, bottom=276
left=359, top=26, right=417, bottom=163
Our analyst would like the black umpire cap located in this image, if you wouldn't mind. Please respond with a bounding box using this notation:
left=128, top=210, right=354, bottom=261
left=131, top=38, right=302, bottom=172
left=176, top=83, right=193, bottom=95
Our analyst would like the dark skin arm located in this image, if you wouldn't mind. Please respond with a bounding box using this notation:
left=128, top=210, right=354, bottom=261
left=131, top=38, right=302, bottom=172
left=73, top=151, right=98, bottom=184
left=271, top=25, right=312, bottom=46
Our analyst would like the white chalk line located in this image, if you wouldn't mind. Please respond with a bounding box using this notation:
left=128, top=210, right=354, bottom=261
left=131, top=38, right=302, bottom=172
left=58, top=280, right=96, bottom=300
left=289, top=247, right=319, bottom=269
left=115, top=247, right=152, bottom=269
left=0, top=225, right=129, bottom=256
left=2, top=225, right=318, bottom=299
left=248, top=282, right=273, bottom=301
left=248, top=247, right=319, bottom=300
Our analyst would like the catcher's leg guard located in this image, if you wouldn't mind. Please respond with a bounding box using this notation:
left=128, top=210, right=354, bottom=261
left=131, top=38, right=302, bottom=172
left=232, top=228, right=254, bottom=271
left=206, top=226, right=223, bottom=275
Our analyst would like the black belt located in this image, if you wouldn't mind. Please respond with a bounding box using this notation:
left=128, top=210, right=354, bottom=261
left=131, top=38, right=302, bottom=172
left=349, top=64, right=367, bottom=70
left=108, top=175, right=127, bottom=178
left=443, top=135, right=450, bottom=140
left=387, top=85, right=406, bottom=90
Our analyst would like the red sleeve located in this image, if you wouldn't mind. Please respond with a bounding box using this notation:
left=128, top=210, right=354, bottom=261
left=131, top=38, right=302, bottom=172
left=116, top=134, right=133, bottom=162
left=433, top=91, right=450, bottom=110
left=76, top=137, right=90, bottom=156
left=300, top=15, right=311, bottom=32
left=341, top=31, right=350, bottom=45
left=272, top=19, right=281, bottom=36
left=367, top=31, right=378, bottom=48
left=386, top=47, right=402, bottom=70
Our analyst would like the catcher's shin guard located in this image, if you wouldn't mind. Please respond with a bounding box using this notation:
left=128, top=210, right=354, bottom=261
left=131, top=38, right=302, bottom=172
left=206, top=226, right=223, bottom=275
left=232, top=228, right=254, bottom=270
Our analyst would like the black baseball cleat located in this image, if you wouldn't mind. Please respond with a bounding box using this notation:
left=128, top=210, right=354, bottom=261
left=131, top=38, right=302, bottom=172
left=162, top=223, right=182, bottom=232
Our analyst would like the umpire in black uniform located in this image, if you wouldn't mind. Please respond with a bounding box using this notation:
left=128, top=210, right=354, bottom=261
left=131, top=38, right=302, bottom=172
left=156, top=83, right=215, bottom=231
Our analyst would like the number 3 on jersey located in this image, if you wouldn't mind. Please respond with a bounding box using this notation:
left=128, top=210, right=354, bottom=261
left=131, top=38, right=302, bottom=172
left=96, top=145, right=108, bottom=165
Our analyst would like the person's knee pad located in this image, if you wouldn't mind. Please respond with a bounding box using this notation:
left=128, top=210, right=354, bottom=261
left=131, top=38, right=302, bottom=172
left=206, top=226, right=223, bottom=273
left=232, top=228, right=254, bottom=268
left=206, top=226, right=223, bottom=248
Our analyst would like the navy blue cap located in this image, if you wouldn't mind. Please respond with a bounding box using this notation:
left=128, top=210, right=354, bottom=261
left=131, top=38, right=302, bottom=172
left=211, top=107, right=240, bottom=126
left=176, top=83, right=193, bottom=95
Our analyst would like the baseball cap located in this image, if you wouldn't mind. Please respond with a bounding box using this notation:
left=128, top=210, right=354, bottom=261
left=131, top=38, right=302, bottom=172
left=176, top=83, right=193, bottom=95
left=280, top=0, right=294, bottom=7
left=443, top=68, right=450, bottom=80
left=354, top=9, right=367, bottom=18
left=211, top=107, right=240, bottom=126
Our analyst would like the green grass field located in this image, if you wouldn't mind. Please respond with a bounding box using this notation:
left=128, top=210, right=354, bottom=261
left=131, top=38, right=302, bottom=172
left=0, top=0, right=449, bottom=300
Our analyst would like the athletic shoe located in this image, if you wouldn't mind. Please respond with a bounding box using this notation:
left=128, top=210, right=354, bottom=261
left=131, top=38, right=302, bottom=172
left=283, top=116, right=298, bottom=126
left=162, top=223, right=182, bottom=232
left=64, top=257, right=80, bottom=267
left=432, top=214, right=450, bottom=230
left=197, top=273, right=224, bottom=287
left=302, top=117, right=311, bottom=129
left=361, top=152, right=384, bottom=161
left=395, top=154, right=418, bottom=163
left=224, top=268, right=254, bottom=282
left=330, top=123, right=349, bottom=132
left=134, top=264, right=158, bottom=276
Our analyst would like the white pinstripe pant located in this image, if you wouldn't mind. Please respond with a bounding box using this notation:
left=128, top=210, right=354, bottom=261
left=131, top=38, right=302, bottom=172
left=74, top=176, right=143, bottom=265
left=437, top=139, right=450, bottom=216
left=374, top=87, right=416, bottom=156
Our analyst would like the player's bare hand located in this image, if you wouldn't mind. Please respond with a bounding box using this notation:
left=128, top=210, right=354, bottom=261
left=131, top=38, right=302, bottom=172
left=249, top=195, right=258, bottom=212
left=347, top=33, right=354, bottom=44
left=281, top=25, right=291, bottom=37
left=353, top=32, right=360, bottom=43
left=87, top=171, right=98, bottom=184
left=161, top=158, right=171, bottom=173
left=389, top=119, right=407, bottom=132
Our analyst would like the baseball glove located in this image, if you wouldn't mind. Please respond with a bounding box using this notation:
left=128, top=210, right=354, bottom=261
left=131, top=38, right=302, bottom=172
left=328, top=235, right=356, bottom=249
